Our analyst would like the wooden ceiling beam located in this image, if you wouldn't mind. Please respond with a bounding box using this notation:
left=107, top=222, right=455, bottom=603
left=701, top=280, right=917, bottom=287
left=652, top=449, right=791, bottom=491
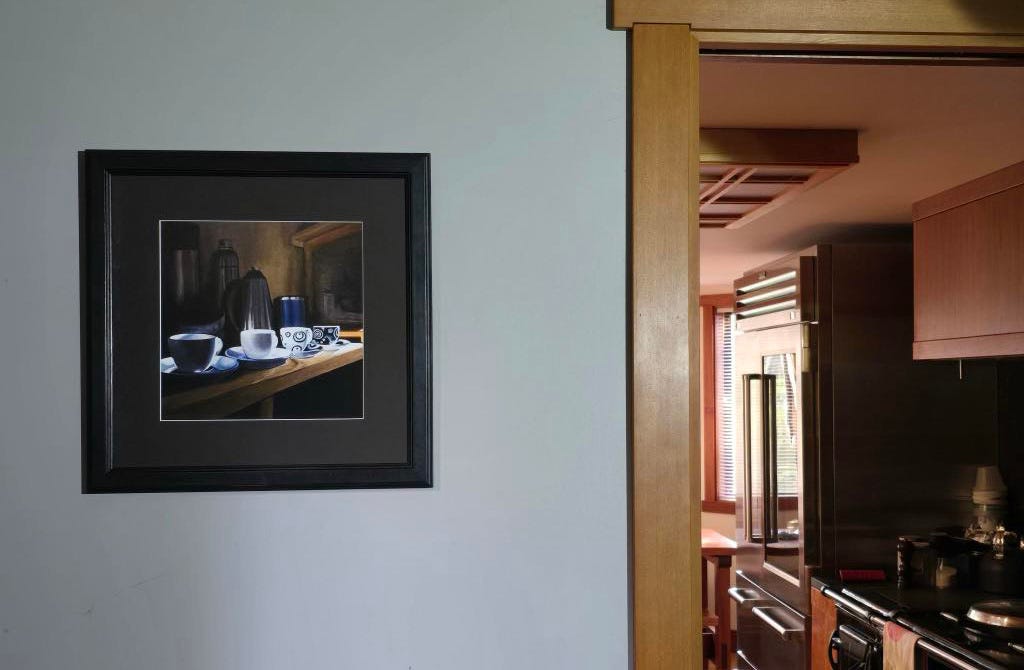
left=725, top=165, right=845, bottom=229
left=700, top=175, right=813, bottom=185
left=696, top=128, right=860, bottom=231
left=700, top=128, right=859, bottom=166
left=701, top=167, right=756, bottom=206
left=702, top=196, right=773, bottom=206
left=698, top=166, right=741, bottom=201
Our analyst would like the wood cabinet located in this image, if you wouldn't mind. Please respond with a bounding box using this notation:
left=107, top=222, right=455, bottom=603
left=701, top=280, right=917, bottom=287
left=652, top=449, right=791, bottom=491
left=913, top=161, right=1024, bottom=360
left=810, top=589, right=837, bottom=670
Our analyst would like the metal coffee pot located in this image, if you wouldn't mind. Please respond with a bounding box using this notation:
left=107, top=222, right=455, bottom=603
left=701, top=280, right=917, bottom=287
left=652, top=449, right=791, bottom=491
left=225, top=267, right=273, bottom=335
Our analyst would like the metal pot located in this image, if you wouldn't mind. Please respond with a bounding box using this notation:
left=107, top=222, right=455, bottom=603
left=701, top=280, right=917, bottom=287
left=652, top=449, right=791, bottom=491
left=224, top=267, right=273, bottom=335
left=944, top=600, right=1024, bottom=643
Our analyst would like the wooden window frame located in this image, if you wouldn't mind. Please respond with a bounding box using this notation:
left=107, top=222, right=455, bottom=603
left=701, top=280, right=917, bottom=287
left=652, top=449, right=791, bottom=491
left=618, top=4, right=1024, bottom=668
left=700, top=294, right=735, bottom=515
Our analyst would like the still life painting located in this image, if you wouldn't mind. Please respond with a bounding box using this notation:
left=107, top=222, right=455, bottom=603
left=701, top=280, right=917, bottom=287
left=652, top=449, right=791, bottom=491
left=159, top=220, right=364, bottom=421
left=81, top=151, right=431, bottom=492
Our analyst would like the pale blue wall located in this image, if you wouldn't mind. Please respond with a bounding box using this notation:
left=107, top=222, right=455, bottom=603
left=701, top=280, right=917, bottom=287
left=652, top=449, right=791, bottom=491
left=0, top=1, right=627, bottom=668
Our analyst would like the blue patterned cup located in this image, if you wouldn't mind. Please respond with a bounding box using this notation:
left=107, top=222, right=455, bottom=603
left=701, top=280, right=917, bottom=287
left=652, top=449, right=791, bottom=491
left=312, top=325, right=341, bottom=347
left=280, top=326, right=314, bottom=355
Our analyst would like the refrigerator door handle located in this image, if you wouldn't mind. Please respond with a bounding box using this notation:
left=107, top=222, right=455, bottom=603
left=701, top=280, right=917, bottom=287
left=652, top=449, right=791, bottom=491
left=752, top=606, right=805, bottom=641
left=742, top=373, right=764, bottom=542
left=728, top=587, right=769, bottom=607
left=762, top=374, right=778, bottom=545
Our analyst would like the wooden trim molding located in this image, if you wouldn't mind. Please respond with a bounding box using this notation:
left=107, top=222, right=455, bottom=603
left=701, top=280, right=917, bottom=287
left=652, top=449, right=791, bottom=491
left=700, top=301, right=717, bottom=507
left=699, top=293, right=733, bottom=310
left=610, top=0, right=1024, bottom=51
left=691, top=30, right=1024, bottom=53
left=700, top=294, right=736, bottom=516
left=913, top=333, right=1024, bottom=361
left=630, top=23, right=702, bottom=670
left=702, top=499, right=736, bottom=515
left=913, top=160, right=1024, bottom=220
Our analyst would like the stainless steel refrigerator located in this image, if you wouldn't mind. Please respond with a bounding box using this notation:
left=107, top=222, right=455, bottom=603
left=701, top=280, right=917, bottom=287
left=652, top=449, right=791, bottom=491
left=729, top=243, right=999, bottom=670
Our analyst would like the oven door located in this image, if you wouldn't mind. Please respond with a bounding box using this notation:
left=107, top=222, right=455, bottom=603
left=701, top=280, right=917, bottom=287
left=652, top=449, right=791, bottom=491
left=916, top=640, right=988, bottom=670
left=829, top=623, right=882, bottom=670
left=734, top=320, right=817, bottom=614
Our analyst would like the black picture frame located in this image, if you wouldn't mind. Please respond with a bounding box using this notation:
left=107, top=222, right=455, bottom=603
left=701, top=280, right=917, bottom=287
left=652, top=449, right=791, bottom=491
left=80, top=150, right=432, bottom=492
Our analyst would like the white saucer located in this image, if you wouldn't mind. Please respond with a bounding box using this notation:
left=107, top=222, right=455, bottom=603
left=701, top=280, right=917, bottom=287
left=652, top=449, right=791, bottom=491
left=160, top=355, right=239, bottom=377
left=319, top=339, right=353, bottom=351
left=224, top=346, right=288, bottom=366
left=289, top=344, right=322, bottom=359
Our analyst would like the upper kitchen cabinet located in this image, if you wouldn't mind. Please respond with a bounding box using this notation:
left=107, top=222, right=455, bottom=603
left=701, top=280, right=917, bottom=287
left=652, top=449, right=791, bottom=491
left=913, top=160, right=1024, bottom=360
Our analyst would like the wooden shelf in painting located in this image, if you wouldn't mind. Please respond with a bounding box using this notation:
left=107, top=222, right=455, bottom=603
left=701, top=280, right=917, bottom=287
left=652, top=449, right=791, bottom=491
left=290, top=222, right=361, bottom=249
left=698, top=128, right=859, bottom=229
left=163, top=343, right=364, bottom=420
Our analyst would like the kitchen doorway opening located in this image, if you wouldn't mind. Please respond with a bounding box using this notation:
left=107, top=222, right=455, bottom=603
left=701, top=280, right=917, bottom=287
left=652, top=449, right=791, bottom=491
left=698, top=56, right=1024, bottom=670
left=614, top=4, right=1024, bottom=666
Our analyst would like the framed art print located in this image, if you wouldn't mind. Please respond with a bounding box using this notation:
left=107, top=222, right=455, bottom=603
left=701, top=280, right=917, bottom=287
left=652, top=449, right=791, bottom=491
left=80, top=151, right=431, bottom=492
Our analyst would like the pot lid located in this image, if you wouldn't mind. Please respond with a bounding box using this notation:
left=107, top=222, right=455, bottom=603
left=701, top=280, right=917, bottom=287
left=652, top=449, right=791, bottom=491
left=967, top=600, right=1024, bottom=629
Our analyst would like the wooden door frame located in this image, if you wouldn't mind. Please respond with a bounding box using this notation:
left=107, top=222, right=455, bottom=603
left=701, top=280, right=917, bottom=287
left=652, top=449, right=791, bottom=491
left=617, top=3, right=1024, bottom=668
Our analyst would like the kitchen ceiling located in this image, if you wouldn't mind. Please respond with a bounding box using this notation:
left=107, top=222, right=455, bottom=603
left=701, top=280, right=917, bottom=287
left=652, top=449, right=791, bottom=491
left=699, top=60, right=1024, bottom=293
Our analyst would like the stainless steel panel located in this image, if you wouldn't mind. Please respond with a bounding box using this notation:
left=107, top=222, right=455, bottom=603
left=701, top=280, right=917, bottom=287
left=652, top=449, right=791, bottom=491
left=735, top=321, right=812, bottom=614
left=735, top=573, right=807, bottom=670
left=729, top=587, right=770, bottom=606
left=752, top=605, right=805, bottom=641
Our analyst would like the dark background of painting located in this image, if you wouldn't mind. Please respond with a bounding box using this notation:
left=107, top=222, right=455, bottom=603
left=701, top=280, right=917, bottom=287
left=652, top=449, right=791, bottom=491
left=109, top=174, right=407, bottom=467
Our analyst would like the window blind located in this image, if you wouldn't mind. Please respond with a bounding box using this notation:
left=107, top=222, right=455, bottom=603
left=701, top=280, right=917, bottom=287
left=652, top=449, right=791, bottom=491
left=714, top=311, right=736, bottom=502
left=763, top=353, right=799, bottom=497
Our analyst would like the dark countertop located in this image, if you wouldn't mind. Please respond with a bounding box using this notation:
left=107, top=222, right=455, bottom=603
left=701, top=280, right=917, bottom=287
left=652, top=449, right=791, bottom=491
left=814, top=577, right=995, bottom=615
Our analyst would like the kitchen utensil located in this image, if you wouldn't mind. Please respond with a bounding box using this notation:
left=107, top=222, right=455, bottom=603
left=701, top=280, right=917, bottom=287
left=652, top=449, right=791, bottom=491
left=969, top=600, right=1024, bottom=630
left=167, top=333, right=223, bottom=373
left=171, top=249, right=199, bottom=308
left=935, top=557, right=957, bottom=589
left=163, top=222, right=200, bottom=310
left=240, top=328, right=278, bottom=359
left=225, top=267, right=273, bottom=335
left=949, top=600, right=1024, bottom=643
left=275, top=295, right=306, bottom=328
left=206, top=238, right=239, bottom=313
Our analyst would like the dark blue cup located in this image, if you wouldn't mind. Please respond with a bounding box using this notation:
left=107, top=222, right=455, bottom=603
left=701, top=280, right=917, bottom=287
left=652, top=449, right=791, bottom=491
left=275, top=295, right=306, bottom=328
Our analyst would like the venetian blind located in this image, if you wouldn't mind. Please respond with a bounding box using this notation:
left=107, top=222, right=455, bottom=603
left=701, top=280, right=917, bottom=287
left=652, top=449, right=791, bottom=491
left=714, top=311, right=736, bottom=502
left=763, top=353, right=800, bottom=497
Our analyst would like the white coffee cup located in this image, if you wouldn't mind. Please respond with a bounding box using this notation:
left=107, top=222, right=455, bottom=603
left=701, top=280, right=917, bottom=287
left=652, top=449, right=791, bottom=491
left=240, top=328, right=278, bottom=359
